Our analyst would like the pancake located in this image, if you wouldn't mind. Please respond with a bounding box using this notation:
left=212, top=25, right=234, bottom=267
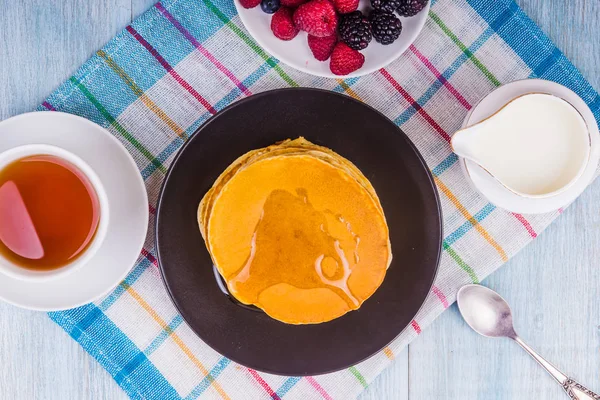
left=198, top=138, right=392, bottom=324
left=198, top=138, right=384, bottom=239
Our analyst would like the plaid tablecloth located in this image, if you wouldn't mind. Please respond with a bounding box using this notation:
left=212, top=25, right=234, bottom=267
left=43, top=0, right=600, bottom=398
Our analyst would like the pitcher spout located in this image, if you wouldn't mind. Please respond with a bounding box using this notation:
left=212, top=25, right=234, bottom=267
left=450, top=123, right=486, bottom=166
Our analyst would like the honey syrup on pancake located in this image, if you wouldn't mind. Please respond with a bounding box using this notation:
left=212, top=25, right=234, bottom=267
left=226, top=189, right=361, bottom=308
left=200, top=139, right=391, bottom=324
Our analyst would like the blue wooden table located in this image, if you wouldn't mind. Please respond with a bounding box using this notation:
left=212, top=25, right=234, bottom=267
left=1, top=1, right=599, bottom=399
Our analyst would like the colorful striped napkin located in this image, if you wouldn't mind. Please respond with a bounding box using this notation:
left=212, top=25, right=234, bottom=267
left=43, top=0, right=600, bottom=398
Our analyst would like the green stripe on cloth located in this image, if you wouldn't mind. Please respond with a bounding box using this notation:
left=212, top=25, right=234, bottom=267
left=200, top=0, right=299, bottom=87
left=443, top=242, right=479, bottom=283
left=429, top=10, right=501, bottom=87
left=69, top=76, right=167, bottom=173
left=349, top=366, right=368, bottom=388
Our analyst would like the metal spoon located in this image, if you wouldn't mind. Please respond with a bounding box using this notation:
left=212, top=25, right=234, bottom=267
left=457, top=284, right=599, bottom=400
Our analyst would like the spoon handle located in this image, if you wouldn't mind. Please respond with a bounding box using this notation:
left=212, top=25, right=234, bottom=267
left=562, top=379, right=600, bottom=400
left=513, top=336, right=600, bottom=400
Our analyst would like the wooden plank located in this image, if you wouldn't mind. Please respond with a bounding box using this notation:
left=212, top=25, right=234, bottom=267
left=0, top=0, right=130, bottom=120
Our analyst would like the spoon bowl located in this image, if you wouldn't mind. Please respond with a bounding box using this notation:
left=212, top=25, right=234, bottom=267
left=457, top=284, right=517, bottom=338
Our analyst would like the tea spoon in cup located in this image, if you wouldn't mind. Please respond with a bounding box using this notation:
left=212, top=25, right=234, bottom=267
left=457, top=284, right=599, bottom=400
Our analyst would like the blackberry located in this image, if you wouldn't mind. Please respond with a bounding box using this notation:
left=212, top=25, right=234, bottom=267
left=370, top=0, right=400, bottom=14
left=396, top=0, right=428, bottom=17
left=369, top=11, right=402, bottom=45
left=339, top=11, right=372, bottom=51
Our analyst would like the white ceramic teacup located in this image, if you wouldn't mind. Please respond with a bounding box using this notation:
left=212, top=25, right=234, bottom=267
left=0, top=144, right=110, bottom=282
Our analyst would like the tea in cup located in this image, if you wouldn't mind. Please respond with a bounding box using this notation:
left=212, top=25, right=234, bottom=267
left=0, top=144, right=109, bottom=281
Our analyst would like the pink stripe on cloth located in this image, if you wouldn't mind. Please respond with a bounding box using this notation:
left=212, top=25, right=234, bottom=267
left=512, top=213, right=538, bottom=238
left=411, top=320, right=422, bottom=334
left=42, top=101, right=56, bottom=111
left=125, top=25, right=217, bottom=115
left=141, top=248, right=159, bottom=268
left=155, top=2, right=251, bottom=96
left=380, top=68, right=452, bottom=143
left=432, top=285, right=449, bottom=308
left=305, top=377, right=334, bottom=400
left=247, top=369, right=281, bottom=400
left=409, top=45, right=472, bottom=110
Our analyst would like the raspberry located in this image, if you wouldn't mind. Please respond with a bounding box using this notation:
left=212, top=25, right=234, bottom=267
left=239, top=0, right=261, bottom=9
left=396, top=0, right=428, bottom=16
left=308, top=34, right=337, bottom=61
left=293, top=0, right=338, bottom=37
left=271, top=7, right=299, bottom=40
left=331, top=0, right=359, bottom=14
left=281, top=0, right=307, bottom=7
left=329, top=42, right=365, bottom=75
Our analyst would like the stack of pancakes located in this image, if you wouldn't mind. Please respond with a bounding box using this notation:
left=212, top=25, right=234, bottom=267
left=198, top=138, right=392, bottom=324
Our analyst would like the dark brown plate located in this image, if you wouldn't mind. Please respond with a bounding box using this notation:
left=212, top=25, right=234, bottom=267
left=155, top=88, right=442, bottom=376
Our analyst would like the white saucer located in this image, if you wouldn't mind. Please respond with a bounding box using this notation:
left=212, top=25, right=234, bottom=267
left=0, top=112, right=148, bottom=311
left=459, top=79, right=600, bottom=214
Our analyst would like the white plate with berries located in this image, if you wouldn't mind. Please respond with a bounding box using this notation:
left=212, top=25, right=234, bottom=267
left=236, top=0, right=429, bottom=77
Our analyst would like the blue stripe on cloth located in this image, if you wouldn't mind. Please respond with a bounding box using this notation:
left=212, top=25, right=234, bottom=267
left=275, top=377, right=302, bottom=398
left=335, top=9, right=511, bottom=126
left=589, top=94, right=600, bottom=113
left=162, top=0, right=238, bottom=45
left=332, top=77, right=361, bottom=94
left=467, top=0, right=600, bottom=122
left=40, top=86, right=115, bottom=129
left=445, top=203, right=496, bottom=245
left=533, top=47, right=563, bottom=77
left=49, top=259, right=154, bottom=359
left=394, top=26, right=496, bottom=126
left=78, top=56, right=140, bottom=122
left=488, top=6, right=515, bottom=32
left=69, top=306, right=103, bottom=341
left=432, top=153, right=458, bottom=177
left=99, top=257, right=153, bottom=311
left=128, top=9, right=196, bottom=71
left=109, top=2, right=229, bottom=96
left=49, top=307, right=180, bottom=399
left=106, top=31, right=175, bottom=95
left=115, top=352, right=149, bottom=384
left=141, top=137, right=185, bottom=180
left=184, top=357, right=231, bottom=400
left=40, top=0, right=233, bottom=120
left=145, top=315, right=185, bottom=355
left=140, top=59, right=276, bottom=179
